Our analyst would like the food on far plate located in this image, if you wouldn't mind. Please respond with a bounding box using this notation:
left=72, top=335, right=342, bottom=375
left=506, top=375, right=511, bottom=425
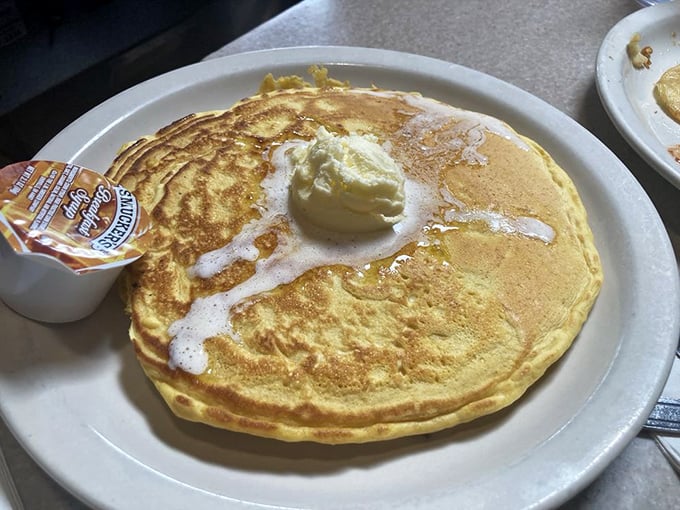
left=107, top=67, right=603, bottom=444
left=626, top=32, right=652, bottom=69
left=667, top=144, right=680, bottom=163
left=655, top=64, right=680, bottom=124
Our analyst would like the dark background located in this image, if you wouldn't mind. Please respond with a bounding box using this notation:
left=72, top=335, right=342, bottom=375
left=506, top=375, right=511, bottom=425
left=0, top=0, right=300, bottom=166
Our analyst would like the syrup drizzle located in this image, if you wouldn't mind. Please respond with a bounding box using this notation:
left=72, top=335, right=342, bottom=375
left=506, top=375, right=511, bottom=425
left=167, top=96, right=554, bottom=374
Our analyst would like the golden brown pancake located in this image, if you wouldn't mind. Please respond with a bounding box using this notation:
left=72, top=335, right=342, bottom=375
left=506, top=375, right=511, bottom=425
left=108, top=75, right=602, bottom=444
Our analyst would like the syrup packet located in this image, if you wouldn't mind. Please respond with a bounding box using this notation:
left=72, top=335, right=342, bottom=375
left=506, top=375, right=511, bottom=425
left=0, top=161, right=152, bottom=322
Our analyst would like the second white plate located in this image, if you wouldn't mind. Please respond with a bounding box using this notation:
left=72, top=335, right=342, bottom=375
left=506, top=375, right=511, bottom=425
left=597, top=2, right=680, bottom=188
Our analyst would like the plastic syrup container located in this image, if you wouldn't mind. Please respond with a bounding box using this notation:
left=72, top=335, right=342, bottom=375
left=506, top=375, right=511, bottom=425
left=0, top=160, right=152, bottom=322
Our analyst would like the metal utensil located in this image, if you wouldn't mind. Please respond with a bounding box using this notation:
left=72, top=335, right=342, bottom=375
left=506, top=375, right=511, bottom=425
left=644, top=340, right=680, bottom=434
left=645, top=397, right=680, bottom=434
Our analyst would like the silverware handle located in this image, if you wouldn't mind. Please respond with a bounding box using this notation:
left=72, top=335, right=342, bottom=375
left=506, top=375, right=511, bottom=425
left=645, top=397, right=680, bottom=434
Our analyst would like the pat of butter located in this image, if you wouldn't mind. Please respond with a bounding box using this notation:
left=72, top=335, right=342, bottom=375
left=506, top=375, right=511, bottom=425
left=289, top=127, right=405, bottom=232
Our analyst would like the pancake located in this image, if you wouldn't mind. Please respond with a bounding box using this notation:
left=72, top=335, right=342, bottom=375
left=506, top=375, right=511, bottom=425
left=108, top=73, right=602, bottom=444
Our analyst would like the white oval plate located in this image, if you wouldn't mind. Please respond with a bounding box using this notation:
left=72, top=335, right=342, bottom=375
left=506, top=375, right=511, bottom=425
left=1, top=47, right=678, bottom=510
left=597, top=2, right=680, bottom=188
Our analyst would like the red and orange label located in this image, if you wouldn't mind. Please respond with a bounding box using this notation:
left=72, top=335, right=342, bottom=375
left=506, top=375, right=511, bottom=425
left=0, top=161, right=152, bottom=273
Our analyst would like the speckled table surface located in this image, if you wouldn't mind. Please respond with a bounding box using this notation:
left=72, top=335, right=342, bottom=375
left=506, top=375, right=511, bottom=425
left=1, top=0, right=679, bottom=508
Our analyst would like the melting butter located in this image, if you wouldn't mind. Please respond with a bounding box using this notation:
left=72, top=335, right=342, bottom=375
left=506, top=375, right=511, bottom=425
left=290, top=127, right=406, bottom=232
left=167, top=94, right=554, bottom=374
left=168, top=141, right=438, bottom=374
left=440, top=188, right=555, bottom=244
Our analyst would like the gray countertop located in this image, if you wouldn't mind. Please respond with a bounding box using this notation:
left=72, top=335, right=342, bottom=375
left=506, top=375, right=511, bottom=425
left=2, top=0, right=679, bottom=508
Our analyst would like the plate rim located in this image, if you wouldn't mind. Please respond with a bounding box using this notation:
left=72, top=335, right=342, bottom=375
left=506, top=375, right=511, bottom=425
left=1, top=45, right=678, bottom=509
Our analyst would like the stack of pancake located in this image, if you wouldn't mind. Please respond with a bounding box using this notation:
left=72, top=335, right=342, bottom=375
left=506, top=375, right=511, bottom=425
left=107, top=69, right=602, bottom=443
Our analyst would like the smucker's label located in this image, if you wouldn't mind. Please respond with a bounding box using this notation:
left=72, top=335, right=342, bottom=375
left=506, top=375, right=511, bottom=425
left=0, top=161, right=152, bottom=273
